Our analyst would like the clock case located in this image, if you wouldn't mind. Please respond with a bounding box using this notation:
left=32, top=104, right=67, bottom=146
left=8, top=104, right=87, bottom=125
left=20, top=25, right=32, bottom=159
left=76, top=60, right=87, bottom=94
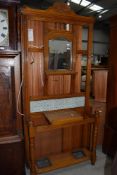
left=0, top=1, right=25, bottom=175
left=0, top=1, right=20, bottom=51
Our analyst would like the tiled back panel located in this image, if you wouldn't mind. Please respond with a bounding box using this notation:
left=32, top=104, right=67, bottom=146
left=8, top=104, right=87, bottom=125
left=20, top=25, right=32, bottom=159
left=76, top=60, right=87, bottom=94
left=30, top=96, right=85, bottom=113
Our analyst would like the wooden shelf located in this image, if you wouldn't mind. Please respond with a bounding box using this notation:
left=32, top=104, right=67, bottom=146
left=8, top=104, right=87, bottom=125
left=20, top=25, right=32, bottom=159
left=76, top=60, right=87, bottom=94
left=35, top=148, right=91, bottom=174
left=45, top=70, right=77, bottom=75
left=28, top=47, right=43, bottom=52
left=44, top=109, right=83, bottom=125
left=35, top=117, right=95, bottom=133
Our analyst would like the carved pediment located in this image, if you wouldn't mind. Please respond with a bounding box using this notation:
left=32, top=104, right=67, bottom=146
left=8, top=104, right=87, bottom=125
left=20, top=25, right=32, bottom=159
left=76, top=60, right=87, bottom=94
left=47, top=2, right=76, bottom=16
left=21, top=2, right=94, bottom=24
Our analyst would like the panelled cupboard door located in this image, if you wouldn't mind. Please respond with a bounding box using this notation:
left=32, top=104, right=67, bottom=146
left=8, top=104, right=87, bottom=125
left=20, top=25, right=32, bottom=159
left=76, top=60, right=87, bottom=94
left=0, top=53, right=21, bottom=137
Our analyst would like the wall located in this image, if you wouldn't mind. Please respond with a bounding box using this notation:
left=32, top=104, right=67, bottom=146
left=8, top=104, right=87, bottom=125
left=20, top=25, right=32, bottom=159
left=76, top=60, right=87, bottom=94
left=82, top=26, right=109, bottom=56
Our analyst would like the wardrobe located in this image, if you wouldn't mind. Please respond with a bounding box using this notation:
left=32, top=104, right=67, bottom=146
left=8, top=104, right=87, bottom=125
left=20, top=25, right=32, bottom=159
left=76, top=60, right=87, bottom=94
left=103, top=15, right=117, bottom=157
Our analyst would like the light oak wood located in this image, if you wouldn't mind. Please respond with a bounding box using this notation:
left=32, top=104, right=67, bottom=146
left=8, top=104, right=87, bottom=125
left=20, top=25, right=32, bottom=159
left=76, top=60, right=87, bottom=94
left=44, top=109, right=83, bottom=125
left=28, top=111, right=99, bottom=175
left=20, top=2, right=98, bottom=174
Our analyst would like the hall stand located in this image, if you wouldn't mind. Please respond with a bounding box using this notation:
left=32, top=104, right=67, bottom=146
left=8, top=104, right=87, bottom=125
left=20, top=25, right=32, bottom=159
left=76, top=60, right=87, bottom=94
left=20, top=2, right=100, bottom=175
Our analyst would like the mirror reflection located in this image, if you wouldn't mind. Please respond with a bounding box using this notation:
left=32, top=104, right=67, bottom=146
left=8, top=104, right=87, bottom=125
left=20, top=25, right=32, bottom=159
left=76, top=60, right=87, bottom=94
left=80, top=56, right=87, bottom=92
left=48, top=37, right=72, bottom=70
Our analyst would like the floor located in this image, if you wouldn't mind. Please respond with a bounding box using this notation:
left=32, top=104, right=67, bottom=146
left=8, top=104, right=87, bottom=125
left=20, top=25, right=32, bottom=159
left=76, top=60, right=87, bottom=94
left=26, top=146, right=112, bottom=175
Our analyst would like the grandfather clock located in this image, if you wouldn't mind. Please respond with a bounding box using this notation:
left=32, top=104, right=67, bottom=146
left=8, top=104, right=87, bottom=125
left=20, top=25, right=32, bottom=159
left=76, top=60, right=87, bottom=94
left=0, top=1, right=25, bottom=175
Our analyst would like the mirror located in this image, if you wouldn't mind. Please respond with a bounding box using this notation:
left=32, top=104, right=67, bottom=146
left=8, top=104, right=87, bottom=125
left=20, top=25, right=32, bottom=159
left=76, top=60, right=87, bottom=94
left=82, top=26, right=88, bottom=50
left=80, top=56, right=87, bottom=92
left=48, top=37, right=72, bottom=70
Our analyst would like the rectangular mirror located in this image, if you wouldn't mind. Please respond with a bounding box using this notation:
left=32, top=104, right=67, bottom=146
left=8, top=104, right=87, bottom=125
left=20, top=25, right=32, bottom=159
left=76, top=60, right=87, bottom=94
left=80, top=56, right=87, bottom=92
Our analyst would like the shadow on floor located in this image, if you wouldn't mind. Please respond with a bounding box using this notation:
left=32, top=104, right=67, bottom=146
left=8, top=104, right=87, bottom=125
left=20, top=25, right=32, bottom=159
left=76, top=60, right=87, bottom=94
left=104, top=156, right=112, bottom=175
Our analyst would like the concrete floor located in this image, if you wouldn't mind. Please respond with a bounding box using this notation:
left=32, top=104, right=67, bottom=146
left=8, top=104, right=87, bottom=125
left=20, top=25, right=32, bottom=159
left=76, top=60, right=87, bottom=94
left=26, top=147, right=112, bottom=175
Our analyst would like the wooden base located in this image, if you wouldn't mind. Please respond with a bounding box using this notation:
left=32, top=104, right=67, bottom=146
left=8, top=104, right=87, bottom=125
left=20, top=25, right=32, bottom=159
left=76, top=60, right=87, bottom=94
left=33, top=148, right=91, bottom=174
left=29, top=110, right=99, bottom=175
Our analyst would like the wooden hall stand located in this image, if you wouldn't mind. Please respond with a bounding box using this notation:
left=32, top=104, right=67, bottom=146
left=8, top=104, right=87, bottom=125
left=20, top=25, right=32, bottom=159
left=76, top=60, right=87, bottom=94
left=21, top=2, right=100, bottom=175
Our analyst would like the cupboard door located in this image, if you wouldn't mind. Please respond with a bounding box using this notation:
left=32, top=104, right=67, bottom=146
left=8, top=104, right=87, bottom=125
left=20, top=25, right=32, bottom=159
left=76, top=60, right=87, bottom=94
left=0, top=54, right=21, bottom=137
left=0, top=64, right=15, bottom=136
left=102, top=16, right=117, bottom=156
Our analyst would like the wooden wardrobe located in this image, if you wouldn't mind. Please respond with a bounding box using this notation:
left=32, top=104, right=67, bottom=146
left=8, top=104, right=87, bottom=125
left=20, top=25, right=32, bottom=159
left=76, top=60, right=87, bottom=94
left=21, top=2, right=99, bottom=175
left=102, top=15, right=117, bottom=157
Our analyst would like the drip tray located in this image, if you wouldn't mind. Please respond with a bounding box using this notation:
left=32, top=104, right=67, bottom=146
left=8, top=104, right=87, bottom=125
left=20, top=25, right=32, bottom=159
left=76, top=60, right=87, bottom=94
left=36, top=157, right=51, bottom=168
left=72, top=150, right=85, bottom=159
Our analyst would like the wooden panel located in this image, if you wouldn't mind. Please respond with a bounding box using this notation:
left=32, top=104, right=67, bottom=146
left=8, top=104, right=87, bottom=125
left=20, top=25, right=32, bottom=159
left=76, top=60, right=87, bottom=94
left=63, top=126, right=83, bottom=152
left=47, top=75, right=71, bottom=95
left=0, top=56, right=21, bottom=136
left=27, top=52, right=44, bottom=97
left=0, top=53, right=22, bottom=138
left=35, top=129, right=62, bottom=158
left=63, top=75, right=71, bottom=94
left=27, top=20, right=43, bottom=48
left=0, top=64, right=16, bottom=136
left=46, top=22, right=56, bottom=30
left=63, top=127, right=72, bottom=152
left=72, top=126, right=83, bottom=149
left=45, top=22, right=72, bottom=33
left=93, top=70, right=108, bottom=102
left=0, top=141, right=25, bottom=175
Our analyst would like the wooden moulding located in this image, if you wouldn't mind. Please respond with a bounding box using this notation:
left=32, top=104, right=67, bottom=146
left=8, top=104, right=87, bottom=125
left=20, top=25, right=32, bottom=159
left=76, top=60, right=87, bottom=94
left=0, top=135, right=22, bottom=144
left=30, top=93, right=85, bottom=101
left=28, top=47, right=44, bottom=52
left=45, top=70, right=77, bottom=75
